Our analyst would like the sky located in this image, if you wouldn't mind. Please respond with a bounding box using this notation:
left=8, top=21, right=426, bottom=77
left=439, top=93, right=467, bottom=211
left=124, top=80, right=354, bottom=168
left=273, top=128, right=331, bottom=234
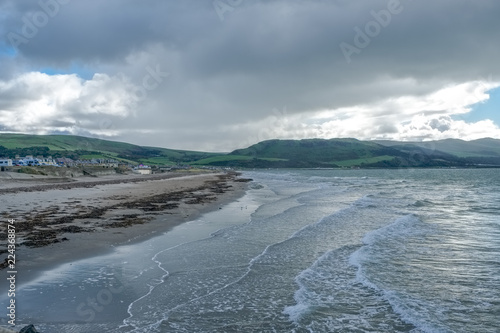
left=0, top=0, right=499, bottom=152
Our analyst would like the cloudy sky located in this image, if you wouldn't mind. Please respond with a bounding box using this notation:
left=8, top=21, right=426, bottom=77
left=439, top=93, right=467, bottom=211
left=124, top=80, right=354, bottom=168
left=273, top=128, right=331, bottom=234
left=1, top=0, right=499, bottom=151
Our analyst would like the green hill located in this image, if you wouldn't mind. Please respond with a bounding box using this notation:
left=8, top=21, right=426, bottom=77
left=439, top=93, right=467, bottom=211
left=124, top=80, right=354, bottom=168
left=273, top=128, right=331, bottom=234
left=1, top=134, right=499, bottom=168
left=375, top=138, right=500, bottom=158
left=0, top=134, right=219, bottom=165
left=223, top=138, right=401, bottom=168
left=205, top=138, right=500, bottom=168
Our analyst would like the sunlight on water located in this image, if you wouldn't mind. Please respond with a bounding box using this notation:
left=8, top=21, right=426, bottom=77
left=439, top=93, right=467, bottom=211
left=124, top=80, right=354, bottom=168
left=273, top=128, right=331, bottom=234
left=9, top=169, right=500, bottom=332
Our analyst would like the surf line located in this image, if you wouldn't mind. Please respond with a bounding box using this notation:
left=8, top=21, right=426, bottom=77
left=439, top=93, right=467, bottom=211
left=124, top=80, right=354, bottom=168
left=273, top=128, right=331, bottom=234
left=119, top=225, right=243, bottom=330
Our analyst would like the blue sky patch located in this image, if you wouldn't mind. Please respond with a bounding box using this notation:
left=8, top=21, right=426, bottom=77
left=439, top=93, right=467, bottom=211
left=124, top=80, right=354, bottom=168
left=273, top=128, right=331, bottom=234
left=39, top=63, right=95, bottom=80
left=456, top=87, right=500, bottom=125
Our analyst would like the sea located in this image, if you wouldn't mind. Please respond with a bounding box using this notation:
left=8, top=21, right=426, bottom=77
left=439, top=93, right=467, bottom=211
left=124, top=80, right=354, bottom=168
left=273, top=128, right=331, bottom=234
left=3, top=168, right=500, bottom=332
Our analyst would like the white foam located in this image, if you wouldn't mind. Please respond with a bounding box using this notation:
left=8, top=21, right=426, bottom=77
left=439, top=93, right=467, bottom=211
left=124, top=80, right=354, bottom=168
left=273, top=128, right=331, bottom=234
left=283, top=302, right=311, bottom=322
left=348, top=214, right=451, bottom=333
left=360, top=214, right=420, bottom=246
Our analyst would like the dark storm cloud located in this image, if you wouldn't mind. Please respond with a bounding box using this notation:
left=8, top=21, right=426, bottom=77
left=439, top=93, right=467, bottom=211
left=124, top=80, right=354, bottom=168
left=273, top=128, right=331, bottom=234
left=1, top=0, right=500, bottom=150
left=4, top=0, right=500, bottom=92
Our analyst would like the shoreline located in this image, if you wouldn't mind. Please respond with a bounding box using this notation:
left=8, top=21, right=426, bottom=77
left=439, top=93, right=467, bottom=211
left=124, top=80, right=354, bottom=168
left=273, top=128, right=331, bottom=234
left=0, top=170, right=219, bottom=193
left=0, top=171, right=250, bottom=286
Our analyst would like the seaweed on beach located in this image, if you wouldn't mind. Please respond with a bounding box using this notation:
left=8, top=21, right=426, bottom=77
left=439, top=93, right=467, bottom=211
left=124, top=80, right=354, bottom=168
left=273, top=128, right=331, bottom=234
left=22, top=229, right=60, bottom=247
left=0, top=172, right=246, bottom=254
left=104, top=215, right=150, bottom=228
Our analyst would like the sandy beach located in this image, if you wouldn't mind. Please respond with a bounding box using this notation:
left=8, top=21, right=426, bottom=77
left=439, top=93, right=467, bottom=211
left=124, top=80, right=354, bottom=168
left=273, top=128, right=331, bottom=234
left=0, top=171, right=249, bottom=286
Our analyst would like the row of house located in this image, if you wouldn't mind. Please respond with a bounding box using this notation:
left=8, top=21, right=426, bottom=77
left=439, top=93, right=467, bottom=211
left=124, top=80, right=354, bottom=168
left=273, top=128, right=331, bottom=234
left=0, top=155, right=59, bottom=167
left=0, top=156, right=119, bottom=168
left=58, top=158, right=119, bottom=168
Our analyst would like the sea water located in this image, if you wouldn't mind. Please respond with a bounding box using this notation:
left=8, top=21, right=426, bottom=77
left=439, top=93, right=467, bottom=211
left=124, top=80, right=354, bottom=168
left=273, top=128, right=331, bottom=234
left=4, top=169, right=499, bottom=332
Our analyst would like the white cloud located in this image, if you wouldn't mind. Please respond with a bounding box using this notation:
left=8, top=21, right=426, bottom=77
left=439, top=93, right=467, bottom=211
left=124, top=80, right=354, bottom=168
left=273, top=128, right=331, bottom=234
left=213, top=80, right=500, bottom=148
left=1, top=71, right=499, bottom=151
left=396, top=116, right=500, bottom=141
left=2, top=1, right=500, bottom=151
left=0, top=72, right=137, bottom=135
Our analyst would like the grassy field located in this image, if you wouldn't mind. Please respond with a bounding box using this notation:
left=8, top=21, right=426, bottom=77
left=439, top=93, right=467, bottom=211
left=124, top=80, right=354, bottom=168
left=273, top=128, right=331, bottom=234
left=0, top=134, right=221, bottom=165
left=191, top=155, right=289, bottom=165
left=375, top=138, right=500, bottom=158
left=229, top=139, right=398, bottom=167
left=0, top=134, right=148, bottom=154
left=2, top=134, right=498, bottom=168
left=335, top=155, right=395, bottom=167
left=0, top=134, right=76, bottom=150
left=137, top=157, right=177, bottom=165
left=191, top=155, right=254, bottom=165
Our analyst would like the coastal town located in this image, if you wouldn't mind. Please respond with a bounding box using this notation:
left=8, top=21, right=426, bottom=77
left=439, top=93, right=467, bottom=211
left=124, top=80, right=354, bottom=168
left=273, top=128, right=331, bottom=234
left=0, top=154, right=224, bottom=177
left=0, top=154, right=149, bottom=174
left=0, top=155, right=119, bottom=168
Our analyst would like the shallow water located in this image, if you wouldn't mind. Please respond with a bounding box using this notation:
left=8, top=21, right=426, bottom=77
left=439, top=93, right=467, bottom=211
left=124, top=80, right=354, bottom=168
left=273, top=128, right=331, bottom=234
left=3, top=169, right=499, bottom=332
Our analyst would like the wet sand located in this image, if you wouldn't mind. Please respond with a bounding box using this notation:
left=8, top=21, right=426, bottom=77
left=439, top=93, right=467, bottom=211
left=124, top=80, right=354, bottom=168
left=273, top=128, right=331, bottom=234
left=0, top=171, right=249, bottom=286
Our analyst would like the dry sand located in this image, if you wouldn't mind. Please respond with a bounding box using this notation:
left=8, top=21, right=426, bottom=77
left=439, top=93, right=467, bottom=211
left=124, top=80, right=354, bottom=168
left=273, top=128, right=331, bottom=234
left=0, top=171, right=250, bottom=285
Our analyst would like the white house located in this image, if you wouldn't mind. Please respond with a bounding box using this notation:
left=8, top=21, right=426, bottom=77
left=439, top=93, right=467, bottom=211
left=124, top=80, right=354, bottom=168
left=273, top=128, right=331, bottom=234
left=0, top=159, right=13, bottom=167
left=20, top=158, right=40, bottom=166
left=37, top=156, right=57, bottom=166
left=133, top=164, right=152, bottom=175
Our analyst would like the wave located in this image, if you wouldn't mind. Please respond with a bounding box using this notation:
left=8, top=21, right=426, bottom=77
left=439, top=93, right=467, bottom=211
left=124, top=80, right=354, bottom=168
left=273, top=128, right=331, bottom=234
left=349, top=214, right=451, bottom=333
left=410, top=199, right=435, bottom=207
left=284, top=242, right=417, bottom=332
left=283, top=246, right=355, bottom=321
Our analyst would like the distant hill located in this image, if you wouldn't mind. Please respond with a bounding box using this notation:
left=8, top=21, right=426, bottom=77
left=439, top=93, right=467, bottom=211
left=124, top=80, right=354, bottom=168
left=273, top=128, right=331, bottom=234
left=1, top=134, right=499, bottom=168
left=195, top=138, right=465, bottom=168
left=0, top=134, right=219, bottom=165
left=373, top=138, right=500, bottom=167
left=374, top=138, right=500, bottom=158
left=222, top=138, right=402, bottom=168
left=198, top=138, right=500, bottom=168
